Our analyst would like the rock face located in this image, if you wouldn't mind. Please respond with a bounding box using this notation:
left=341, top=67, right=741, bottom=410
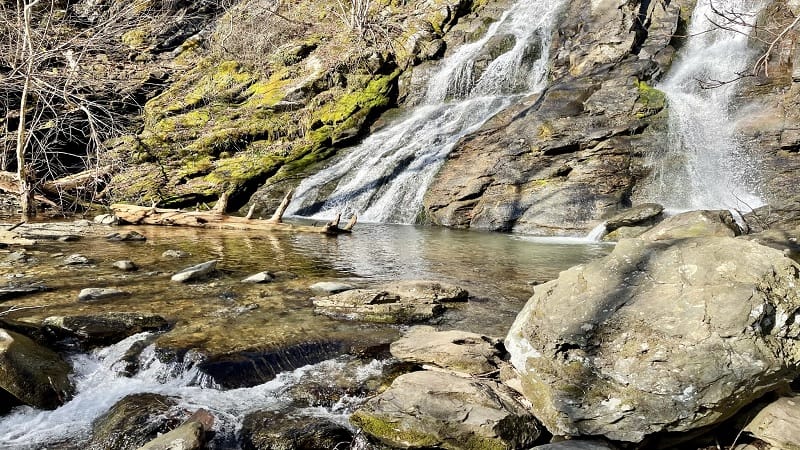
left=312, top=280, right=468, bottom=324
left=239, top=412, right=353, bottom=450
left=88, top=393, right=178, bottom=450
left=351, top=370, right=541, bottom=449
left=0, top=329, right=74, bottom=409
left=638, top=210, right=742, bottom=241
left=604, top=203, right=663, bottom=231
left=506, top=236, right=800, bottom=442
left=423, top=0, right=693, bottom=234
left=389, top=326, right=505, bottom=375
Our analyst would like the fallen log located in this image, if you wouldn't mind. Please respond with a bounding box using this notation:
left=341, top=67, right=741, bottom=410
left=110, top=191, right=357, bottom=235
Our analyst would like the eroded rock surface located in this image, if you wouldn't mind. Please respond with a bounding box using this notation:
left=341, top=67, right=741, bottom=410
left=506, top=236, right=800, bottom=442
left=389, top=325, right=504, bottom=375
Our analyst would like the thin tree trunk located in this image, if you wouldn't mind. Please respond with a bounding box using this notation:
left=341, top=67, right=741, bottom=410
left=16, top=0, right=40, bottom=219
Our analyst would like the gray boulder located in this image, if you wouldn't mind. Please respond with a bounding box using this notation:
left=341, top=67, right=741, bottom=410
left=506, top=237, right=800, bottom=442
left=242, top=271, right=275, bottom=283
left=240, top=412, right=353, bottom=450
left=309, top=281, right=355, bottom=295
left=112, top=260, right=138, bottom=271
left=744, top=396, right=800, bottom=450
left=64, top=253, right=92, bottom=265
left=171, top=260, right=217, bottom=282
left=390, top=326, right=504, bottom=375
left=312, top=281, right=468, bottom=324
left=351, top=370, right=541, bottom=449
left=604, top=203, right=663, bottom=231
left=639, top=210, right=742, bottom=241
left=0, top=328, right=74, bottom=409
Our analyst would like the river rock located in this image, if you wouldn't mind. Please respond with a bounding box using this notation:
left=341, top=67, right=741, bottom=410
left=743, top=197, right=800, bottom=233
left=240, top=412, right=353, bottom=450
left=351, top=370, right=541, bottom=449
left=112, top=260, right=138, bottom=271
left=106, top=230, right=147, bottom=241
left=604, top=203, right=664, bottom=231
left=744, top=396, right=800, bottom=449
left=505, top=237, right=800, bottom=442
left=162, top=249, right=188, bottom=258
left=77, top=287, right=130, bottom=301
left=638, top=210, right=742, bottom=241
left=64, top=253, right=92, bottom=265
left=88, top=393, right=178, bottom=450
left=313, top=280, right=468, bottom=324
left=309, top=281, right=355, bottom=295
left=0, top=328, right=74, bottom=409
left=389, top=326, right=504, bottom=375
left=136, top=409, right=213, bottom=450
left=242, top=271, right=275, bottom=283
left=0, top=283, right=51, bottom=300
left=43, top=312, right=169, bottom=347
left=171, top=260, right=217, bottom=282
left=94, top=214, right=117, bottom=225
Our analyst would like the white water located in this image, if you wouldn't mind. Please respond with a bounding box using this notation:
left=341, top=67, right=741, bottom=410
left=514, top=222, right=610, bottom=245
left=639, top=0, right=766, bottom=211
left=0, top=333, right=384, bottom=449
left=287, top=0, right=566, bottom=223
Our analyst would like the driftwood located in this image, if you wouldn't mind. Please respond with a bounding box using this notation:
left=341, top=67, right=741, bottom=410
left=110, top=191, right=357, bottom=235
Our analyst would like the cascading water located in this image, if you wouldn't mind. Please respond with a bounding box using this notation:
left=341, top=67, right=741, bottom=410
left=287, top=0, right=566, bottom=223
left=0, top=333, right=385, bottom=449
left=639, top=0, right=766, bottom=211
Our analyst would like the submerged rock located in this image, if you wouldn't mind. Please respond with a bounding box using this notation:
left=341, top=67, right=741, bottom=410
left=0, top=328, right=74, bottom=409
left=162, top=249, right=188, bottom=258
left=77, top=287, right=130, bottom=302
left=506, top=236, right=800, bottom=442
left=112, top=260, right=138, bottom=271
left=43, top=313, right=169, bottom=347
left=312, top=280, right=468, bottom=324
left=171, top=260, right=217, bottom=282
left=390, top=326, right=504, bottom=375
left=106, top=230, right=147, bottom=242
left=64, top=253, right=92, bottom=265
left=744, top=396, right=800, bottom=450
left=0, top=283, right=51, bottom=300
left=309, top=281, right=355, bottom=295
left=242, top=271, right=275, bottom=283
left=88, top=393, right=178, bottom=450
left=351, top=370, right=541, bottom=449
left=240, top=412, right=353, bottom=450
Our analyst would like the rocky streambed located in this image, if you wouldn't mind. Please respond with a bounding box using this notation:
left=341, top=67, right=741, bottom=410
left=1, top=209, right=800, bottom=449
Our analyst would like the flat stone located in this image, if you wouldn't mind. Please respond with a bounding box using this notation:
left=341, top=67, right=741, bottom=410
left=309, top=281, right=355, bottom=295
left=604, top=203, right=663, bottom=231
left=351, top=371, right=541, bottom=449
left=390, top=326, right=504, bottom=375
left=744, top=396, right=800, bottom=450
left=171, top=260, right=217, bottom=283
left=112, top=260, right=138, bottom=271
left=242, top=271, right=275, bottom=283
left=0, top=283, right=51, bottom=301
left=78, top=287, right=130, bottom=301
left=44, top=313, right=168, bottom=347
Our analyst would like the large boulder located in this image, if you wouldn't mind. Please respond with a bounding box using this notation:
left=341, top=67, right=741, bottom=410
left=744, top=396, right=800, bottom=450
left=312, top=280, right=468, bottom=324
left=505, top=236, right=800, bottom=442
left=604, top=203, right=663, bottom=231
left=239, top=412, right=353, bottom=450
left=351, top=370, right=542, bottom=450
left=0, top=329, right=74, bottom=409
left=389, top=326, right=505, bottom=375
left=638, top=210, right=742, bottom=241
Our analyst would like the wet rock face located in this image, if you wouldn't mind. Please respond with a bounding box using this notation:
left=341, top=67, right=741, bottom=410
left=505, top=236, right=800, bottom=442
left=43, top=312, right=169, bottom=348
left=351, top=370, right=542, bottom=450
left=423, top=0, right=694, bottom=235
left=239, top=412, right=353, bottom=450
left=0, top=329, right=74, bottom=410
left=88, top=393, right=179, bottom=450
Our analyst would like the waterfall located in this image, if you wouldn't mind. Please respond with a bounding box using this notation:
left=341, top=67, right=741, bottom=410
left=639, top=0, right=766, bottom=212
left=287, top=0, right=566, bottom=223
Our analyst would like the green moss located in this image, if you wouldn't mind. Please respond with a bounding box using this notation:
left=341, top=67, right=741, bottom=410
left=350, top=411, right=439, bottom=448
left=122, top=29, right=148, bottom=48
left=462, top=434, right=508, bottom=450
left=317, top=71, right=398, bottom=125
left=635, top=80, right=667, bottom=118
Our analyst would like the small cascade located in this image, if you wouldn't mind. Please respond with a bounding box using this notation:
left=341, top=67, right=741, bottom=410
left=287, top=0, right=566, bottom=223
left=639, top=0, right=766, bottom=211
left=584, top=222, right=607, bottom=242
left=0, top=333, right=385, bottom=449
